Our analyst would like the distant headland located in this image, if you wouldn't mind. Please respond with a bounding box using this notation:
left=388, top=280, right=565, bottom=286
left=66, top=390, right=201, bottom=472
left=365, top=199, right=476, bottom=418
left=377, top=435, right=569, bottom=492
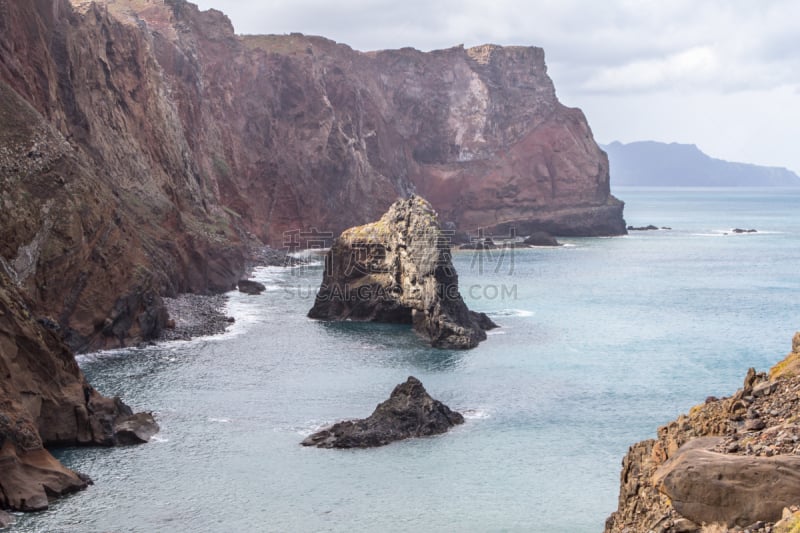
left=603, top=141, right=800, bottom=187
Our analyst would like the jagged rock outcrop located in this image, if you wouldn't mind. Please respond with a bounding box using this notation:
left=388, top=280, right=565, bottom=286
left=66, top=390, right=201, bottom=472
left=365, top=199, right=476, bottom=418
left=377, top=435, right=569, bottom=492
left=301, top=376, right=464, bottom=448
left=606, top=333, right=800, bottom=532
left=0, top=271, right=158, bottom=512
left=308, top=197, right=497, bottom=349
left=1, top=0, right=622, bottom=351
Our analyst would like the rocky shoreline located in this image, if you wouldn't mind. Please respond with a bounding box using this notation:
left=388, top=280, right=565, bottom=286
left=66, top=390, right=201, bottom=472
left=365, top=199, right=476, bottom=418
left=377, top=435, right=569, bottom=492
left=159, top=247, right=302, bottom=342
left=159, top=294, right=233, bottom=342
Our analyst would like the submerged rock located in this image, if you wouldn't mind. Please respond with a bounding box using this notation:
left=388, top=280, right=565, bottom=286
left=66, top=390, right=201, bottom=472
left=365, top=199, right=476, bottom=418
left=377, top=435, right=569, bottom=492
left=626, top=224, right=660, bottom=231
left=308, top=196, right=497, bottom=349
left=301, top=377, right=464, bottom=448
left=237, top=279, right=266, bottom=295
left=732, top=228, right=758, bottom=234
left=523, top=231, right=561, bottom=247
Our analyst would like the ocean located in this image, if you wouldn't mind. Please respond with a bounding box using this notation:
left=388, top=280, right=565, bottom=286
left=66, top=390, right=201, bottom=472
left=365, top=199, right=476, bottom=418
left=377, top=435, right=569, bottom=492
left=12, top=187, right=800, bottom=532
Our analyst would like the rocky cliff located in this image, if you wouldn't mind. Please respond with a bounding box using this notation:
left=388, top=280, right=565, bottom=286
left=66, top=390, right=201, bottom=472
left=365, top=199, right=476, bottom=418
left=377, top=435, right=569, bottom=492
left=0, top=270, right=157, bottom=512
left=0, top=0, right=623, bottom=352
left=606, top=333, right=800, bottom=532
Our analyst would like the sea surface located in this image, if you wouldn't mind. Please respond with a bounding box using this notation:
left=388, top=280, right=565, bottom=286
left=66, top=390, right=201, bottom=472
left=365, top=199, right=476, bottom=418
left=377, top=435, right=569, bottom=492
left=12, top=187, right=800, bottom=532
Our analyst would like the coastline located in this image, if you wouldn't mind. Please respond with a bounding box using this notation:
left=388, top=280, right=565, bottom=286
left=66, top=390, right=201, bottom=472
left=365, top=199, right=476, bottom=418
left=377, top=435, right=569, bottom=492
left=158, top=246, right=303, bottom=343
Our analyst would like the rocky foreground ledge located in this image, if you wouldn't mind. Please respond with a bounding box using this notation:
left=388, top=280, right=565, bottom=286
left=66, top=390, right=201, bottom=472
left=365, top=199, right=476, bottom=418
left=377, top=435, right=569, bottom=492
left=308, top=196, right=497, bottom=349
left=606, top=332, right=800, bottom=533
left=302, top=377, right=464, bottom=448
left=0, top=271, right=157, bottom=513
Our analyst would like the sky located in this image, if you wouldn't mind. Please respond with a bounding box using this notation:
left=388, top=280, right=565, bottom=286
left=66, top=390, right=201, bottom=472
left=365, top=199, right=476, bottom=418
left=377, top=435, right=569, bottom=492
left=193, top=0, right=800, bottom=174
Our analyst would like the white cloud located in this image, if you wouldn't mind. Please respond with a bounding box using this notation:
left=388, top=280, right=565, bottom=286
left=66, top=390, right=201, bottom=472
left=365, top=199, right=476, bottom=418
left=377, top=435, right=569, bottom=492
left=582, top=47, right=719, bottom=93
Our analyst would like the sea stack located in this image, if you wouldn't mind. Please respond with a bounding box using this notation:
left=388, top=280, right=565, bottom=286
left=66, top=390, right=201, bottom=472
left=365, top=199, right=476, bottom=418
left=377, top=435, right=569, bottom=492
left=302, top=376, right=464, bottom=448
left=308, top=196, right=497, bottom=349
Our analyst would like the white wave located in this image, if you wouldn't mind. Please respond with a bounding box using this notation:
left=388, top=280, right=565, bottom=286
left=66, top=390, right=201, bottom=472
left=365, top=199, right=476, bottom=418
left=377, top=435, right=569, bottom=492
left=294, top=421, right=332, bottom=437
left=290, top=248, right=328, bottom=261
left=149, top=435, right=170, bottom=443
left=461, top=408, right=491, bottom=420
left=75, top=347, right=139, bottom=366
left=490, top=309, right=534, bottom=318
left=486, top=330, right=506, bottom=335
left=208, top=417, right=231, bottom=423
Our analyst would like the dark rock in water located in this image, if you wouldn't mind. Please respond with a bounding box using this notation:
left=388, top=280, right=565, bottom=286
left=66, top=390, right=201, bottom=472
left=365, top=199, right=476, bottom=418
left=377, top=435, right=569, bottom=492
left=523, top=231, right=561, bottom=246
left=459, top=239, right=497, bottom=250
left=308, top=197, right=497, bottom=349
left=113, top=412, right=160, bottom=445
left=732, top=228, right=757, bottom=234
left=302, top=377, right=464, bottom=448
left=237, top=279, right=266, bottom=295
left=627, top=224, right=660, bottom=231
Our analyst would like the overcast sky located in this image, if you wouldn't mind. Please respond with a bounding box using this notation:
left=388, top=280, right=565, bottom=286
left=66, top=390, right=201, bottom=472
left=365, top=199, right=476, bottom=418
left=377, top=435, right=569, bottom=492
left=194, top=0, right=800, bottom=174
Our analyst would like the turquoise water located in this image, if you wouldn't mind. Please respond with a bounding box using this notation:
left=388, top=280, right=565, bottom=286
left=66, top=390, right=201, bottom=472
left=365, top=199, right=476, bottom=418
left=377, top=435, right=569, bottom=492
left=12, top=188, right=800, bottom=532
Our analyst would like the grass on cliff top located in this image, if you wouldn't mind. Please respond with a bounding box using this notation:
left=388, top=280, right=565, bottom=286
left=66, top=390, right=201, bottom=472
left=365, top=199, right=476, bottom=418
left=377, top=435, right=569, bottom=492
left=770, top=352, right=800, bottom=380
left=240, top=34, right=312, bottom=55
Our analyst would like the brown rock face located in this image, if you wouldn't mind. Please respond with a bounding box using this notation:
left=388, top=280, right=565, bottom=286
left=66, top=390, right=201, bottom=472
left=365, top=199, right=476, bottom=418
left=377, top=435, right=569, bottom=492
left=654, top=442, right=800, bottom=527
left=1, top=0, right=622, bottom=351
left=307, top=197, right=497, bottom=349
left=0, top=271, right=158, bottom=511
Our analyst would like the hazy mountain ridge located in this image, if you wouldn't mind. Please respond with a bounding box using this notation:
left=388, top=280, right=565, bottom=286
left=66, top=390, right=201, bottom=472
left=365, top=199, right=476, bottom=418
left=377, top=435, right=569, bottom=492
left=604, top=141, right=800, bottom=187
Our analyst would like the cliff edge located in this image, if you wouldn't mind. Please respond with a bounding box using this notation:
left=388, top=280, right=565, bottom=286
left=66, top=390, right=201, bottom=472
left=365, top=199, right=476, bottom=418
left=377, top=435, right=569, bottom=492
left=606, top=333, right=800, bottom=532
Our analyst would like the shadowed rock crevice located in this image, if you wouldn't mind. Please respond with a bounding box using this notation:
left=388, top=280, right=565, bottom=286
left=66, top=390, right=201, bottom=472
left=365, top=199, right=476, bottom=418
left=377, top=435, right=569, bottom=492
left=308, top=197, right=497, bottom=349
left=302, top=377, right=464, bottom=448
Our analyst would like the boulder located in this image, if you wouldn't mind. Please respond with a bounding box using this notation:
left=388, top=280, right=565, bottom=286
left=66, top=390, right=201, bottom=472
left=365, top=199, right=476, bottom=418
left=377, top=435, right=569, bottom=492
left=0, top=510, right=11, bottom=528
left=302, top=377, right=464, bottom=448
left=732, top=228, right=758, bottom=233
left=237, top=280, right=266, bottom=295
left=308, top=196, right=497, bottom=349
left=523, top=231, right=561, bottom=247
left=113, top=412, right=160, bottom=445
left=654, top=442, right=800, bottom=527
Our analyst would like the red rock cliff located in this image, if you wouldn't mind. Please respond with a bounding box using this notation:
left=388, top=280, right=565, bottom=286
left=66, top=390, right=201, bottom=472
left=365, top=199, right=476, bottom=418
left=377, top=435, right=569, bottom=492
left=0, top=0, right=624, bottom=351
